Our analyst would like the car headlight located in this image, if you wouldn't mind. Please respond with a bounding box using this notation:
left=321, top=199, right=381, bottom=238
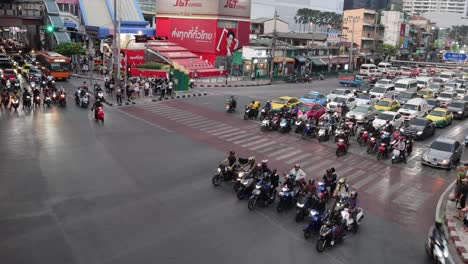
left=422, top=153, right=428, bottom=161
left=441, top=159, right=450, bottom=165
left=458, top=111, right=463, bottom=114
left=417, top=131, right=423, bottom=135
left=400, top=128, right=405, bottom=133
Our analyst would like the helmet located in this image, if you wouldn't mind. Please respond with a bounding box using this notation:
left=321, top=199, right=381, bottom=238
left=351, top=191, right=358, bottom=199
left=326, top=169, right=332, bottom=174
left=435, top=218, right=443, bottom=229
left=330, top=167, right=336, bottom=173
left=294, top=163, right=301, bottom=169
left=261, top=160, right=268, bottom=165
left=229, top=151, right=235, bottom=156
left=399, top=136, right=404, bottom=141
left=251, top=100, right=255, bottom=104
left=339, top=177, right=346, bottom=184
left=267, top=100, right=270, bottom=103
left=386, top=120, right=390, bottom=124
left=248, top=156, right=255, bottom=162
left=256, top=163, right=261, bottom=168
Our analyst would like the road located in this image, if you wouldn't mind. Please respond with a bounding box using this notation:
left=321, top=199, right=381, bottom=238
left=0, top=76, right=464, bottom=264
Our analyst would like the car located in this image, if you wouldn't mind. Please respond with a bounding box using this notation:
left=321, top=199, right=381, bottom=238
left=393, top=75, right=407, bottom=83
left=421, top=138, right=463, bottom=169
left=447, top=100, right=468, bottom=119
left=397, top=98, right=429, bottom=121
left=400, top=117, right=435, bottom=140
left=417, top=88, right=434, bottom=99
left=463, top=95, right=468, bottom=103
left=355, top=93, right=377, bottom=105
left=372, top=111, right=404, bottom=129
left=369, top=86, right=396, bottom=100
left=386, top=71, right=396, bottom=79
left=428, top=82, right=444, bottom=96
left=327, top=96, right=357, bottom=111
left=354, top=82, right=373, bottom=94
left=326, top=88, right=353, bottom=101
left=437, top=91, right=457, bottom=107
left=444, top=81, right=458, bottom=91
left=454, top=88, right=466, bottom=100
left=374, top=98, right=400, bottom=112
left=345, top=104, right=379, bottom=123
left=299, top=91, right=327, bottom=106
left=271, top=96, right=301, bottom=110
left=1, top=68, right=17, bottom=80
left=22, top=64, right=34, bottom=75
left=28, top=68, right=42, bottom=79
left=400, top=67, right=414, bottom=76
left=395, top=91, right=418, bottom=105
left=374, top=79, right=394, bottom=89
left=426, top=108, right=453, bottom=127
left=426, top=99, right=441, bottom=112
left=455, top=79, right=466, bottom=88
left=298, top=103, right=326, bottom=121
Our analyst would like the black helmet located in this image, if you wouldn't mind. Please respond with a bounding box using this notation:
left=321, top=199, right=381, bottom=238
left=351, top=191, right=358, bottom=199
left=229, top=151, right=235, bottom=156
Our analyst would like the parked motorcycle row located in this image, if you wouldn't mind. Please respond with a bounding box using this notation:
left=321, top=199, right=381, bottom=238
left=212, top=158, right=364, bottom=252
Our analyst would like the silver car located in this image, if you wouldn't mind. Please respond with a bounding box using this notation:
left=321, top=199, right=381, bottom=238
left=428, top=82, right=443, bottom=96
left=421, top=138, right=463, bottom=170
left=346, top=105, right=378, bottom=123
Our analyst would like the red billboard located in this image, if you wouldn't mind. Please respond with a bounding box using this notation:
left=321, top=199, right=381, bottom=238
left=156, top=0, right=251, bottom=20
left=120, top=49, right=145, bottom=68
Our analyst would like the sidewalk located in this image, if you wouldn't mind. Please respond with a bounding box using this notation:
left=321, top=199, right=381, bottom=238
left=446, top=189, right=468, bottom=263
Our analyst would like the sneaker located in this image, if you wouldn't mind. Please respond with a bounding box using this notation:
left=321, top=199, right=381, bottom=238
left=330, top=240, right=335, bottom=246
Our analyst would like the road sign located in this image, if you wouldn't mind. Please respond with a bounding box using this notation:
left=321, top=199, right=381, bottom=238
left=63, top=22, right=76, bottom=28
left=443, top=52, right=467, bottom=61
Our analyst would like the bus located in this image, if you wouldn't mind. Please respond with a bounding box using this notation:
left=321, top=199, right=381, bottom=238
left=36, top=51, right=71, bottom=80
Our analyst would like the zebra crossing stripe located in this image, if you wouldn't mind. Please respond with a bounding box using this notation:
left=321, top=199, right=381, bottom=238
left=179, top=117, right=206, bottom=124
left=233, top=135, right=262, bottom=145
left=286, top=153, right=313, bottom=165
left=203, top=125, right=233, bottom=134
left=258, top=144, right=285, bottom=153
left=168, top=112, right=195, bottom=119
left=225, top=133, right=254, bottom=142
left=218, top=130, right=244, bottom=138
left=275, top=150, right=303, bottom=161
left=303, top=159, right=334, bottom=172
left=210, top=128, right=240, bottom=136
left=295, top=155, right=322, bottom=168
left=186, top=120, right=217, bottom=127
left=200, top=123, right=227, bottom=131
left=249, top=141, right=277, bottom=151
left=189, top=121, right=221, bottom=128
left=241, top=138, right=269, bottom=148
left=336, top=166, right=355, bottom=176
left=267, top=147, right=296, bottom=157
left=351, top=171, right=379, bottom=189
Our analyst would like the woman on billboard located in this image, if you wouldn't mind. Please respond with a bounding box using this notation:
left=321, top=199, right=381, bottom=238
left=217, top=28, right=239, bottom=56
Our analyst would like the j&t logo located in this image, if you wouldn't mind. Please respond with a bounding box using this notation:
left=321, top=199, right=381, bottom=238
left=173, top=0, right=190, bottom=7
left=223, top=0, right=238, bottom=8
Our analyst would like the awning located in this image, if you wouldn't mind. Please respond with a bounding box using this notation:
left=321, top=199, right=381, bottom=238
left=273, top=56, right=295, bottom=63
left=53, top=32, right=71, bottom=44
left=322, top=57, right=350, bottom=64
left=309, top=58, right=326, bottom=66
left=295, top=56, right=307, bottom=63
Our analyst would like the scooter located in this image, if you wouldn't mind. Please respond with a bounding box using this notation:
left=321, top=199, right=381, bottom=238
left=244, top=105, right=259, bottom=120
left=302, top=120, right=317, bottom=139
left=279, top=117, right=292, bottom=133
left=318, top=123, right=332, bottom=142
left=212, top=161, right=235, bottom=186
left=303, top=210, right=328, bottom=240
left=336, top=138, right=349, bottom=157
left=357, top=129, right=369, bottom=146
left=295, top=193, right=312, bottom=222
left=316, top=220, right=344, bottom=252
left=248, top=181, right=276, bottom=210
left=44, top=95, right=52, bottom=107
left=341, top=207, right=364, bottom=233
left=225, top=98, right=236, bottom=113
left=366, top=136, right=377, bottom=154
left=425, top=234, right=449, bottom=264
left=10, top=97, right=19, bottom=111
left=377, top=142, right=390, bottom=160
left=94, top=106, right=104, bottom=123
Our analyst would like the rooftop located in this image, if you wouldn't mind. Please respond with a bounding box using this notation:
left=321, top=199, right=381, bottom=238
left=251, top=17, right=289, bottom=25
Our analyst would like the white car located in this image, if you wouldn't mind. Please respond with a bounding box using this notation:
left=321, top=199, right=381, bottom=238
left=355, top=93, right=377, bottom=105
left=327, top=96, right=357, bottom=111
left=428, top=82, right=444, bottom=96
left=374, top=79, right=394, bottom=89
left=373, top=111, right=405, bottom=129
left=326, top=88, right=353, bottom=101
left=370, top=86, right=396, bottom=100
left=455, top=88, right=466, bottom=100
left=346, top=105, right=379, bottom=123
left=437, top=91, right=457, bottom=107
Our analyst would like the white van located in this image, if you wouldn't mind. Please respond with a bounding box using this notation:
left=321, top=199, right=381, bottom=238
left=439, top=71, right=456, bottom=82
left=416, top=76, right=433, bottom=89
left=377, top=62, right=392, bottom=74
left=397, top=98, right=429, bottom=121
left=360, top=64, right=377, bottom=76
left=394, top=78, right=418, bottom=93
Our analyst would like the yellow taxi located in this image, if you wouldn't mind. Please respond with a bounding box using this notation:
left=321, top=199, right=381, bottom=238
left=426, top=108, right=453, bottom=128
left=374, top=98, right=400, bottom=112
left=270, top=96, right=301, bottom=110
left=417, top=88, right=434, bottom=99
left=22, top=64, right=34, bottom=75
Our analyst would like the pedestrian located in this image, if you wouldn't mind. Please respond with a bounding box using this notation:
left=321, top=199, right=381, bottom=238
left=250, top=72, right=255, bottom=81
left=116, top=85, right=123, bottom=105
left=159, top=81, right=166, bottom=99
left=144, top=80, right=150, bottom=96
left=126, top=84, right=132, bottom=101
left=109, top=78, right=115, bottom=97
left=133, top=82, right=140, bottom=99
left=458, top=179, right=468, bottom=218
left=168, top=80, right=173, bottom=96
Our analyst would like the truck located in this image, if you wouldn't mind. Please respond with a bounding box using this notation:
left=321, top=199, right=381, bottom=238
left=338, top=74, right=364, bottom=87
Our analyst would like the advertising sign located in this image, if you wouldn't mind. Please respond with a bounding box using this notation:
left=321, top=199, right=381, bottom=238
left=121, top=49, right=145, bottom=67
left=156, top=0, right=251, bottom=19
left=327, top=29, right=339, bottom=44
left=169, top=18, right=217, bottom=53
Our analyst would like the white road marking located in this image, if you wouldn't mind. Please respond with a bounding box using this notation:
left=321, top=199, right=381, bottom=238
left=189, top=120, right=221, bottom=128
left=232, top=135, right=262, bottom=145
left=266, top=147, right=296, bottom=157
left=303, top=159, right=335, bottom=172
left=186, top=120, right=217, bottom=127
left=225, top=133, right=254, bottom=142
left=248, top=140, right=277, bottom=151
left=199, top=123, right=227, bottom=131
left=241, top=138, right=269, bottom=148
left=217, top=130, right=244, bottom=138
left=275, top=150, right=303, bottom=161
left=285, top=153, right=313, bottom=165
left=349, top=170, right=374, bottom=188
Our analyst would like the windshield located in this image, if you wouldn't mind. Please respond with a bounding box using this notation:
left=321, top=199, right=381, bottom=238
left=303, top=93, right=319, bottom=99
left=430, top=110, right=446, bottom=117
left=333, top=97, right=347, bottom=103
left=299, top=104, right=312, bottom=112
left=398, top=93, right=413, bottom=99
left=464, top=96, right=468, bottom=101
left=439, top=93, right=453, bottom=99
left=395, top=83, right=408, bottom=89
left=332, top=90, right=346, bottom=95
left=417, top=81, right=427, bottom=85
left=456, top=89, right=465, bottom=94
left=353, top=106, right=370, bottom=113
left=429, top=83, right=440, bottom=89
left=430, top=141, right=454, bottom=152
left=449, top=102, right=465, bottom=108
left=274, top=99, right=288, bottom=104
left=377, top=80, right=391, bottom=85
left=418, top=90, right=430, bottom=95
left=51, top=62, right=71, bottom=72
left=427, top=99, right=437, bottom=105
left=371, top=87, right=386, bottom=93
left=377, top=113, right=394, bottom=121
left=409, top=118, right=427, bottom=126
left=401, top=104, right=417, bottom=111
left=441, top=74, right=452, bottom=79
left=377, top=100, right=391, bottom=106
left=357, top=94, right=371, bottom=99
left=445, top=82, right=456, bottom=87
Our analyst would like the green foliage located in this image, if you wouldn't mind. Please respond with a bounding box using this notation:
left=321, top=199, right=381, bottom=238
left=447, top=26, right=468, bottom=46
left=135, top=62, right=170, bottom=70
left=53, top=42, right=85, bottom=57
left=294, top=8, right=343, bottom=31
left=376, top=44, right=397, bottom=57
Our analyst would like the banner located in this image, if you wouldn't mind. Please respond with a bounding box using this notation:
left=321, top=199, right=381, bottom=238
left=156, top=0, right=251, bottom=19
left=121, top=49, right=145, bottom=68
left=169, top=18, right=217, bottom=53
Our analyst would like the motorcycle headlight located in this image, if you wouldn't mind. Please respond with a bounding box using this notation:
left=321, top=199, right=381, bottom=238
left=417, top=131, right=423, bottom=135
left=400, top=128, right=405, bottom=133
left=217, top=168, right=221, bottom=173
left=238, top=172, right=244, bottom=178
left=282, top=187, right=288, bottom=192
left=256, top=184, right=261, bottom=189
left=435, top=246, right=443, bottom=258
left=310, top=210, right=319, bottom=217
left=458, top=111, right=463, bottom=114
left=279, top=192, right=284, bottom=196
left=297, top=203, right=305, bottom=208
left=444, top=247, right=448, bottom=258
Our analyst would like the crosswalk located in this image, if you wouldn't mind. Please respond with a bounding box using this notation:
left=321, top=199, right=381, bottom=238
left=128, top=102, right=449, bottom=216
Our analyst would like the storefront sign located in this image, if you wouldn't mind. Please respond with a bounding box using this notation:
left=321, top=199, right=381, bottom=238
left=121, top=49, right=145, bottom=67
left=156, top=0, right=251, bottom=19
left=327, top=29, right=339, bottom=44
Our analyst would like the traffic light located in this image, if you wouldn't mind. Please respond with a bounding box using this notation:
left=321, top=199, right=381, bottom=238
left=46, top=25, right=55, bottom=33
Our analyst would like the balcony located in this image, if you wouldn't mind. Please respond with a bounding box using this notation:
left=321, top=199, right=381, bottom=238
left=0, top=9, right=43, bottom=18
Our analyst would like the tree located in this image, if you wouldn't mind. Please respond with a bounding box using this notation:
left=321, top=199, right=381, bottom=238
left=376, top=44, right=397, bottom=60
left=448, top=25, right=468, bottom=47
left=53, top=42, right=85, bottom=57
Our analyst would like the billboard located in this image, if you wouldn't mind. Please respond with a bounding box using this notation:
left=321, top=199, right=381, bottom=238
left=156, top=0, right=251, bottom=20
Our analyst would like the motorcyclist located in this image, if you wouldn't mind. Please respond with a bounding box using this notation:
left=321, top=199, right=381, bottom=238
left=396, top=136, right=407, bottom=163
left=240, top=156, right=256, bottom=171
left=82, top=81, right=89, bottom=90
left=220, top=151, right=237, bottom=173
left=229, top=95, right=237, bottom=109
left=247, top=100, right=260, bottom=117
left=340, top=102, right=348, bottom=117
left=289, top=163, right=306, bottom=182
left=264, top=100, right=272, bottom=115
left=431, top=219, right=446, bottom=241
left=347, top=191, right=360, bottom=225
left=22, top=89, right=31, bottom=107
left=291, top=105, right=299, bottom=118
left=333, top=177, right=350, bottom=198
left=9, top=94, right=19, bottom=110
left=270, top=169, right=280, bottom=189
left=91, top=100, right=103, bottom=112
left=329, top=206, right=346, bottom=246
left=280, top=105, right=289, bottom=117
left=323, top=169, right=337, bottom=197
left=259, top=160, right=271, bottom=175
left=384, top=120, right=394, bottom=133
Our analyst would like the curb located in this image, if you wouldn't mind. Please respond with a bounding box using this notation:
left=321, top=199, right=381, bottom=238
left=196, top=83, right=271, bottom=88
left=446, top=216, right=468, bottom=263
left=151, top=92, right=209, bottom=102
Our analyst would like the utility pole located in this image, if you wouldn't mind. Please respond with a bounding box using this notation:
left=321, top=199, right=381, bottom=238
left=113, top=0, right=120, bottom=91
left=346, top=16, right=360, bottom=72
left=270, top=10, right=277, bottom=83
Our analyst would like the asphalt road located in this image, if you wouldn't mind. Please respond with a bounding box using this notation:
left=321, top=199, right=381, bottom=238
left=0, top=76, right=463, bottom=264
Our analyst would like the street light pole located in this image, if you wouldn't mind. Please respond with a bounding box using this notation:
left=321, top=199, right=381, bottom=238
left=270, top=10, right=278, bottom=83
left=346, top=16, right=360, bottom=72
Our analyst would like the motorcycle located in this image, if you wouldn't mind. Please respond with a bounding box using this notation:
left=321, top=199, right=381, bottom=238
left=377, top=142, right=389, bottom=160
left=279, top=117, right=292, bottom=133
left=295, top=193, right=312, bottom=222
left=318, top=123, right=332, bottom=142
left=234, top=169, right=250, bottom=192
left=44, top=95, right=52, bottom=107
left=96, top=91, right=105, bottom=103
left=52, top=92, right=58, bottom=103
left=94, top=106, right=104, bottom=123
left=356, top=129, right=370, bottom=146
left=23, top=95, right=31, bottom=110
left=366, top=136, right=377, bottom=154
left=248, top=181, right=276, bottom=210
left=336, top=138, right=349, bottom=157
left=425, top=234, right=449, bottom=264
left=79, top=94, right=89, bottom=108
left=212, top=161, right=235, bottom=186
left=33, top=95, right=41, bottom=108
left=294, top=118, right=304, bottom=133
left=237, top=174, right=256, bottom=200
left=302, top=121, right=317, bottom=139
left=259, top=107, right=269, bottom=120
left=10, top=97, right=19, bottom=111
left=341, top=207, right=364, bottom=233
left=303, top=210, right=328, bottom=240
left=244, top=105, right=259, bottom=120
left=225, top=98, right=236, bottom=113
left=59, top=93, right=66, bottom=106
left=13, top=82, right=20, bottom=91
left=1, top=96, right=8, bottom=109
left=316, top=220, right=344, bottom=252
left=345, top=120, right=358, bottom=136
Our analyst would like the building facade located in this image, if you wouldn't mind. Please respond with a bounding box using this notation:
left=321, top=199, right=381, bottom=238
left=381, top=10, right=406, bottom=47
left=402, top=0, right=468, bottom=15
left=344, top=0, right=390, bottom=10
left=250, top=17, right=289, bottom=36
left=342, top=8, right=384, bottom=54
